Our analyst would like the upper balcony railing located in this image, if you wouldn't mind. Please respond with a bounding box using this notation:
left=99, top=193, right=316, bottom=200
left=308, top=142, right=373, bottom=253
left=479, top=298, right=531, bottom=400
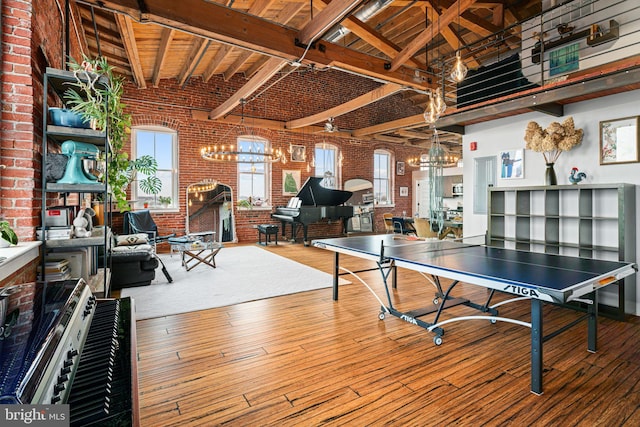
left=438, top=0, right=640, bottom=119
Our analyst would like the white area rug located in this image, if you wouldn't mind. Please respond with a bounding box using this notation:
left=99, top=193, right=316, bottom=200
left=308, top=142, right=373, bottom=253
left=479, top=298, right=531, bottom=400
left=120, top=245, right=347, bottom=320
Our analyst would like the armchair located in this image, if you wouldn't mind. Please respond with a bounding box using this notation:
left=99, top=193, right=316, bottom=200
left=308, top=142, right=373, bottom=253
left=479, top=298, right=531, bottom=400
left=123, top=209, right=175, bottom=251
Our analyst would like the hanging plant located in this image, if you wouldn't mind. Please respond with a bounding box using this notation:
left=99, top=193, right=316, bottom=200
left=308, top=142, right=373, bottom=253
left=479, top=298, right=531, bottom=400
left=63, top=56, right=162, bottom=211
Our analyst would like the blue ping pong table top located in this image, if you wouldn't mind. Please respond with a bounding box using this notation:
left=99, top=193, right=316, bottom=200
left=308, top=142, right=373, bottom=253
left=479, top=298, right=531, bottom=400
left=313, top=234, right=637, bottom=301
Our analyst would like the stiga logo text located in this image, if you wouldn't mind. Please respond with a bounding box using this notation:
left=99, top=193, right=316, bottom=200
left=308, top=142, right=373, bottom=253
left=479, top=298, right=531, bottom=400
left=1, top=405, right=69, bottom=426
left=503, top=284, right=540, bottom=298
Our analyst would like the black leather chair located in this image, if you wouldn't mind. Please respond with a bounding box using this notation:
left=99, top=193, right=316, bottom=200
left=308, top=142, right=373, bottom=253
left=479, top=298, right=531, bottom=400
left=123, top=209, right=175, bottom=250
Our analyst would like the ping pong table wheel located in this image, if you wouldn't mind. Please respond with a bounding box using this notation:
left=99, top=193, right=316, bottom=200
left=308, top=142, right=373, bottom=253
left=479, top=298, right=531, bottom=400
left=433, top=335, right=443, bottom=346
left=378, top=312, right=386, bottom=320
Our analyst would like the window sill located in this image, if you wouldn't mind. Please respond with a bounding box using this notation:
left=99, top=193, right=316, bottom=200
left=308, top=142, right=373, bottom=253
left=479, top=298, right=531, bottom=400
left=236, top=206, right=273, bottom=211
left=0, top=241, right=42, bottom=282
left=149, top=207, right=179, bottom=213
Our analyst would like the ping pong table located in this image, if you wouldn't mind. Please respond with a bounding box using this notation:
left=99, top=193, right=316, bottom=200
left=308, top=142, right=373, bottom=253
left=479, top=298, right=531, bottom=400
left=312, top=234, right=637, bottom=394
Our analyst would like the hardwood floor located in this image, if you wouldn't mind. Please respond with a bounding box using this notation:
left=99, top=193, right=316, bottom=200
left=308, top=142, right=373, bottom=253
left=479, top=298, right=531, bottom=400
left=134, top=242, right=640, bottom=426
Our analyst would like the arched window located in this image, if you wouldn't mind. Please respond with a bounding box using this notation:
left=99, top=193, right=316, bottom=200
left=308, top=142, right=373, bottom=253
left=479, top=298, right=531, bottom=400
left=314, top=142, right=341, bottom=189
left=374, top=149, right=392, bottom=205
left=237, top=135, right=272, bottom=207
left=131, top=126, right=178, bottom=210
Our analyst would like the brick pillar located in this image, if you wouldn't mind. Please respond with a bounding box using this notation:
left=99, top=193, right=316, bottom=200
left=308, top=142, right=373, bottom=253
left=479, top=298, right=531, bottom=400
left=1, top=0, right=38, bottom=241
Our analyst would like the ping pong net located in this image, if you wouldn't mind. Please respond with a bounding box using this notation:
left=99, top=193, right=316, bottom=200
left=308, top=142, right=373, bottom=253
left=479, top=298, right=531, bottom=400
left=378, top=235, right=485, bottom=264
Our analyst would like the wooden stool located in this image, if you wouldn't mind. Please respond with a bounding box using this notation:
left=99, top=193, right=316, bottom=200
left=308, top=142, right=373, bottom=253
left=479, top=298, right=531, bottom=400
left=257, top=224, right=279, bottom=246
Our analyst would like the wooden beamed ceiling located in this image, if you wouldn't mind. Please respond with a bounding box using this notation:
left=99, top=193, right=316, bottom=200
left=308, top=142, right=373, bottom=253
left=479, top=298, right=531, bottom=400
left=73, top=0, right=549, bottom=152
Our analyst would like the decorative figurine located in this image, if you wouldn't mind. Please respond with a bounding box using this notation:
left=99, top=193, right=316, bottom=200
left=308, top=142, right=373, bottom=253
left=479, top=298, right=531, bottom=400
left=569, top=167, right=587, bottom=184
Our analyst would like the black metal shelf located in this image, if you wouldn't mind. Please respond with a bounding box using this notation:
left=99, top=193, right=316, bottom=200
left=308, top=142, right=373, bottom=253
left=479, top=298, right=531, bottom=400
left=42, top=68, right=111, bottom=297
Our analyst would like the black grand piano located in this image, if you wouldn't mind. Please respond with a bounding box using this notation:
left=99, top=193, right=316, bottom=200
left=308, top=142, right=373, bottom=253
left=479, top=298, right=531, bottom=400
left=272, top=177, right=354, bottom=245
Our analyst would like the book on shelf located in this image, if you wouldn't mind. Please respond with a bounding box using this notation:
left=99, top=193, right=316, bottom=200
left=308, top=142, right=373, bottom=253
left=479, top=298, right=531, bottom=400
left=36, top=226, right=72, bottom=240
left=38, top=258, right=72, bottom=280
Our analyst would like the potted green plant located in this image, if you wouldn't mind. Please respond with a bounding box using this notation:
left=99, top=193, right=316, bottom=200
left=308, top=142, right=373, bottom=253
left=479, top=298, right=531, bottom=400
left=0, top=220, right=18, bottom=247
left=63, top=56, right=161, bottom=211
left=158, top=196, right=172, bottom=207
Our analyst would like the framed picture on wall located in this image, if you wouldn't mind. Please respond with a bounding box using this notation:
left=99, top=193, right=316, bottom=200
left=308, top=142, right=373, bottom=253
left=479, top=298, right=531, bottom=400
left=291, top=145, right=306, bottom=162
left=600, top=116, right=639, bottom=165
left=396, top=161, right=405, bottom=176
left=498, top=148, right=524, bottom=179
left=549, top=43, right=580, bottom=76
left=283, top=170, right=301, bottom=195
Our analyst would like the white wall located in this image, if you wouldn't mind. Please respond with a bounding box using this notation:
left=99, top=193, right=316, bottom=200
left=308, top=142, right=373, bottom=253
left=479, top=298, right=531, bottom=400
left=462, top=88, right=640, bottom=314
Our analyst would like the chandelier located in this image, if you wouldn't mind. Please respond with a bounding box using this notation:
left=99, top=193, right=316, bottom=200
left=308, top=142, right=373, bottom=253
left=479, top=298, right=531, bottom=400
left=200, top=100, right=286, bottom=165
left=201, top=142, right=286, bottom=164
left=407, top=132, right=459, bottom=168
left=187, top=178, right=218, bottom=194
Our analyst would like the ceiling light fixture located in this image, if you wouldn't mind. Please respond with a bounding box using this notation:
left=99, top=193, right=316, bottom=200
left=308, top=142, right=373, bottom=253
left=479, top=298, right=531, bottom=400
left=450, top=51, right=468, bottom=82
left=423, top=87, right=447, bottom=124
left=423, top=3, right=447, bottom=125
left=449, top=0, right=467, bottom=83
left=200, top=100, right=286, bottom=165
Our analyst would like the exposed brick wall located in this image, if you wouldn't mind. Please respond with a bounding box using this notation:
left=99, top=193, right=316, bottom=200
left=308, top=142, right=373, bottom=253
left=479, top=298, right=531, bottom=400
left=0, top=0, right=86, bottom=286
left=123, top=75, right=422, bottom=243
left=1, top=0, right=84, bottom=242
left=1, top=1, right=425, bottom=249
left=1, top=256, right=38, bottom=286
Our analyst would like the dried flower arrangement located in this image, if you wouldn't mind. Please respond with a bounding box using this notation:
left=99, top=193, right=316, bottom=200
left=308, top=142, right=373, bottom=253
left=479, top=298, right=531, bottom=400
left=524, top=116, right=584, bottom=163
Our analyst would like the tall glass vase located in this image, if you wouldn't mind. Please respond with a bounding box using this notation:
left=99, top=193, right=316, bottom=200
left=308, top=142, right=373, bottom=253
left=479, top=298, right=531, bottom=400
left=545, top=163, right=557, bottom=186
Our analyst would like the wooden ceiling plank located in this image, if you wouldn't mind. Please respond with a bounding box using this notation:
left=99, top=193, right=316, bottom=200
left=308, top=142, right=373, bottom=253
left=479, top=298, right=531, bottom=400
left=209, top=57, right=287, bottom=119
left=79, top=0, right=427, bottom=89
left=342, top=15, right=424, bottom=69
left=177, top=37, right=209, bottom=86
left=353, top=113, right=425, bottom=137
left=286, top=82, right=404, bottom=129
left=244, top=55, right=270, bottom=79
left=114, top=14, right=146, bottom=88
left=425, top=2, right=482, bottom=69
left=372, top=134, right=409, bottom=144
left=297, top=0, right=363, bottom=46
left=223, top=50, right=253, bottom=81
left=212, top=0, right=276, bottom=84
left=152, top=27, right=175, bottom=87
left=203, top=45, right=231, bottom=82
left=390, top=0, right=478, bottom=72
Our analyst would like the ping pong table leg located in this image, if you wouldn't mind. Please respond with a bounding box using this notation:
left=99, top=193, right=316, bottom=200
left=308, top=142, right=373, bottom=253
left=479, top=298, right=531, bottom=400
left=531, top=299, right=543, bottom=395
left=588, top=291, right=598, bottom=352
left=333, top=252, right=340, bottom=301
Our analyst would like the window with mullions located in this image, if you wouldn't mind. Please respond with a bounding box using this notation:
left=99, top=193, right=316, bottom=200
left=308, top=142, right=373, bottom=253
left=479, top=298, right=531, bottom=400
left=314, top=143, right=340, bottom=189
left=237, top=136, right=271, bottom=207
left=132, top=126, right=178, bottom=210
left=374, top=149, right=392, bottom=205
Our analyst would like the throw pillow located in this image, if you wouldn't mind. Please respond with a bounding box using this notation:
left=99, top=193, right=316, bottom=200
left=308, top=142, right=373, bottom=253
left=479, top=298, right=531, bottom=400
left=116, top=233, right=149, bottom=246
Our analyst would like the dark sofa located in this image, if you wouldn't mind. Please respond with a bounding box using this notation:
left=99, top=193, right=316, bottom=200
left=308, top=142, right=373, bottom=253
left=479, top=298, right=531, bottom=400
left=110, top=250, right=158, bottom=290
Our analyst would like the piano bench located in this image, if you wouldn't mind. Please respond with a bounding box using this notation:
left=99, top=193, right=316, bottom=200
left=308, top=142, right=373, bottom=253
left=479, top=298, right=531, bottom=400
left=257, top=224, right=279, bottom=246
